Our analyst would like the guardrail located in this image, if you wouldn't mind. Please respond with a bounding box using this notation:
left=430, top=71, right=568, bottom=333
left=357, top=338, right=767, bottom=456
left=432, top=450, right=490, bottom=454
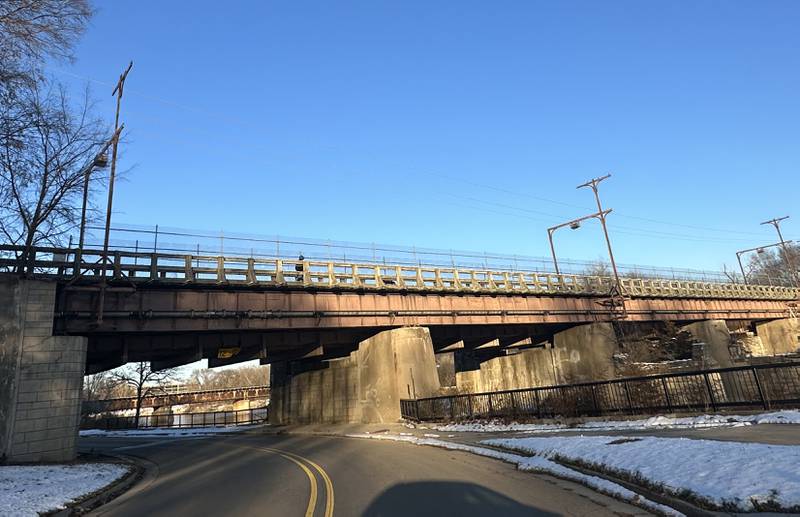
left=83, top=385, right=270, bottom=412
left=2, top=244, right=798, bottom=301
left=81, top=407, right=269, bottom=430
left=400, top=362, right=800, bottom=421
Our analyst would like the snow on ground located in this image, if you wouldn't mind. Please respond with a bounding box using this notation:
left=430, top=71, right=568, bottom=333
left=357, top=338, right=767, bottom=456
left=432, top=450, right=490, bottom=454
left=347, top=432, right=683, bottom=516
left=0, top=463, right=129, bottom=517
left=432, top=409, right=800, bottom=433
left=483, top=435, right=800, bottom=512
left=80, top=423, right=265, bottom=437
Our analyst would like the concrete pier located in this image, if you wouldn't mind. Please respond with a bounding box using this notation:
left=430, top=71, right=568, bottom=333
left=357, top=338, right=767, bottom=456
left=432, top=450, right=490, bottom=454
left=1, top=278, right=86, bottom=463
left=269, top=327, right=441, bottom=424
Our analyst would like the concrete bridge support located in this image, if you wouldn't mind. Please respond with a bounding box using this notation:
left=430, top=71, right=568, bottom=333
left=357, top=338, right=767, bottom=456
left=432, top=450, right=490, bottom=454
left=454, top=322, right=619, bottom=393
left=755, top=318, right=800, bottom=356
left=269, top=327, right=441, bottom=424
left=681, top=320, right=735, bottom=368
left=1, top=278, right=86, bottom=463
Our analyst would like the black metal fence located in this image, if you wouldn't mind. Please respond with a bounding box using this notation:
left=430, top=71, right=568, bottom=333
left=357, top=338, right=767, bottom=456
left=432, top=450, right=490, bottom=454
left=81, top=407, right=269, bottom=430
left=401, top=362, right=800, bottom=422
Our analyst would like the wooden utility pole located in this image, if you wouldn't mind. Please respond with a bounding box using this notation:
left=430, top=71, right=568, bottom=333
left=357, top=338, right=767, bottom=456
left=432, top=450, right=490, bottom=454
left=97, top=61, right=133, bottom=325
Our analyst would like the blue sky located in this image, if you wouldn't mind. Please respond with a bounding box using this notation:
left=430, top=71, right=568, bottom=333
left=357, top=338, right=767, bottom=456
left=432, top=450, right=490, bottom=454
left=55, top=1, right=800, bottom=272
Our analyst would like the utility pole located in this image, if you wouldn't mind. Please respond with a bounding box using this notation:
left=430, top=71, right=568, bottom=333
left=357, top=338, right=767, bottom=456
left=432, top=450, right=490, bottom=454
left=547, top=173, right=626, bottom=318
left=577, top=173, right=622, bottom=292
left=97, top=61, right=133, bottom=325
left=761, top=216, right=798, bottom=287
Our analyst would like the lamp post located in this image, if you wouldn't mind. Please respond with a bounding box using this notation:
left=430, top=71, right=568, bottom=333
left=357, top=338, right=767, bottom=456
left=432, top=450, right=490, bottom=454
left=547, top=173, right=622, bottom=293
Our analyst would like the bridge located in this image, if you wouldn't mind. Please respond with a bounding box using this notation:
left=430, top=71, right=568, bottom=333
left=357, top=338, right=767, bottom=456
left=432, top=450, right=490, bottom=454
left=1, top=243, right=798, bottom=462
left=83, top=385, right=270, bottom=413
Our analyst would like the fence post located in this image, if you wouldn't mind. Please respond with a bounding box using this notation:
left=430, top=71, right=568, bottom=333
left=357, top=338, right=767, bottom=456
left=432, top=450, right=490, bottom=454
left=703, top=373, right=717, bottom=411
left=623, top=381, right=634, bottom=414
left=752, top=367, right=769, bottom=410
left=467, top=395, right=474, bottom=419
left=450, top=397, right=456, bottom=421
left=510, top=391, right=518, bottom=417
left=661, top=377, right=672, bottom=412
left=487, top=394, right=494, bottom=416
left=590, top=384, right=599, bottom=415
left=534, top=389, right=542, bottom=419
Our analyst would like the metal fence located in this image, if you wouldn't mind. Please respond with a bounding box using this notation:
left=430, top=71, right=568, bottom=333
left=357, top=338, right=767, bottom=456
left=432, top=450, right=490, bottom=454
left=400, top=362, right=800, bottom=422
left=81, top=407, right=269, bottom=430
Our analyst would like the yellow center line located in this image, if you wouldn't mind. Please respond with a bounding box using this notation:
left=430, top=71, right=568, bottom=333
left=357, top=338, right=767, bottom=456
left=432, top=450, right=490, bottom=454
left=260, top=449, right=318, bottom=517
left=257, top=446, right=335, bottom=517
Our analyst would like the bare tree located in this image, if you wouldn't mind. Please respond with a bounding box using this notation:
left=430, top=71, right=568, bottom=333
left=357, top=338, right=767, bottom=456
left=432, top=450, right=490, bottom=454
left=0, top=1, right=104, bottom=272
left=186, top=364, right=270, bottom=391
left=583, top=259, right=611, bottom=277
left=0, top=0, right=92, bottom=88
left=745, top=244, right=800, bottom=287
left=0, top=79, right=109, bottom=272
left=110, top=362, right=180, bottom=428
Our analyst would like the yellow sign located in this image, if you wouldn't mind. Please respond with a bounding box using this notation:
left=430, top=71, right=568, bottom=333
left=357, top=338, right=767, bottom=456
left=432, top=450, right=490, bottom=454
left=217, top=347, right=241, bottom=359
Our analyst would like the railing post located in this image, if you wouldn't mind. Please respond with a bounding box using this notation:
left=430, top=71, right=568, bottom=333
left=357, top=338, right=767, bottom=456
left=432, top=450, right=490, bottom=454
left=149, top=253, right=158, bottom=280
left=217, top=257, right=226, bottom=283
left=703, top=373, right=717, bottom=411
left=113, top=251, right=122, bottom=279
left=247, top=258, right=256, bottom=284
left=510, top=391, right=518, bottom=417
left=623, top=381, right=634, bottom=413
left=184, top=255, right=194, bottom=282
left=661, top=377, right=672, bottom=412
left=752, top=367, right=769, bottom=410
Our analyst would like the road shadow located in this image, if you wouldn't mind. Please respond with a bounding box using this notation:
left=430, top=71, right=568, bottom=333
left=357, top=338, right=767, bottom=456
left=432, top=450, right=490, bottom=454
left=362, top=481, right=559, bottom=517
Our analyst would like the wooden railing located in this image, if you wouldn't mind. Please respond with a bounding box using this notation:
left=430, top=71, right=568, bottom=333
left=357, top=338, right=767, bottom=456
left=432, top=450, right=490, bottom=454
left=1, top=244, right=798, bottom=301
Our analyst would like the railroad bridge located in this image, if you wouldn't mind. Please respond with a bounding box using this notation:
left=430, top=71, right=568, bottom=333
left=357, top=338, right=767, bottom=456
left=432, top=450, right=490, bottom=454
left=1, top=244, right=799, bottom=462
left=83, top=385, right=270, bottom=413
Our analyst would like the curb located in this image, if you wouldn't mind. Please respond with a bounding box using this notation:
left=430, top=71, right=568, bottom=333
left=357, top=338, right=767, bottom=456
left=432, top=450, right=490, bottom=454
left=45, top=453, right=145, bottom=516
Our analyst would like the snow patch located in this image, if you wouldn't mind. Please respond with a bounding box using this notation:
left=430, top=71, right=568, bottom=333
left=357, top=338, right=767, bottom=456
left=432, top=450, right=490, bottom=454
left=484, top=435, right=800, bottom=512
left=0, top=463, right=129, bottom=517
left=346, top=432, right=683, bottom=516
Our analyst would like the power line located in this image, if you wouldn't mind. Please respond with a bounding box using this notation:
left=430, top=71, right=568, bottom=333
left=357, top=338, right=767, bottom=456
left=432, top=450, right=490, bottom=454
left=430, top=172, right=770, bottom=237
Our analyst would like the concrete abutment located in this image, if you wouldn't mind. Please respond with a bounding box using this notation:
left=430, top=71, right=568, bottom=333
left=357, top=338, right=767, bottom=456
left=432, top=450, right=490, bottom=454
left=1, top=278, right=86, bottom=463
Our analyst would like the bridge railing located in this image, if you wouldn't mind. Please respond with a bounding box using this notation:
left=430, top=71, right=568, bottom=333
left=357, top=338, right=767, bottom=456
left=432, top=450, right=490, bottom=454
left=1, top=244, right=798, bottom=301
left=400, top=361, right=800, bottom=422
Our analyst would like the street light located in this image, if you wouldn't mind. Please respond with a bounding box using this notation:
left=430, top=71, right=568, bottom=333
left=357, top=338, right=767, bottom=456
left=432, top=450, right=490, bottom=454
left=73, top=125, right=124, bottom=279
left=547, top=173, right=622, bottom=293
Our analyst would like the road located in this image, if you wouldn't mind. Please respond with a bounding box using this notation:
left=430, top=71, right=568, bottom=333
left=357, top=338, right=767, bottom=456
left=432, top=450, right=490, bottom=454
left=80, top=432, right=652, bottom=517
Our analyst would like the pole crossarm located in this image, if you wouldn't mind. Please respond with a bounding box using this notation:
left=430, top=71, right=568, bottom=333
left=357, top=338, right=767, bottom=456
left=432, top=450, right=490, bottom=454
left=547, top=209, right=613, bottom=234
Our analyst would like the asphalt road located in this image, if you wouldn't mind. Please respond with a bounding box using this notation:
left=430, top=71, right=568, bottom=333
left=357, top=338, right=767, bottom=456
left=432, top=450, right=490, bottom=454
left=80, top=432, right=652, bottom=517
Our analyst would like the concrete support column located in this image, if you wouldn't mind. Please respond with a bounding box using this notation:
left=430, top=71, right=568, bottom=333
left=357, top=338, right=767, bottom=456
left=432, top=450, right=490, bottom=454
left=680, top=320, right=734, bottom=368
left=269, top=327, right=441, bottom=425
left=1, top=278, right=86, bottom=463
left=551, top=322, right=618, bottom=384
left=755, top=318, right=800, bottom=356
